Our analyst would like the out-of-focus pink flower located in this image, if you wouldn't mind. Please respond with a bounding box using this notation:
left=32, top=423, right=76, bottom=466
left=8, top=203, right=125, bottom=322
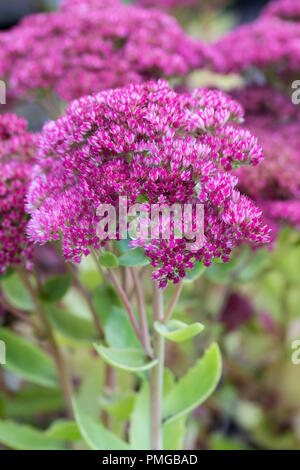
left=62, top=0, right=227, bottom=13
left=0, top=114, right=37, bottom=273
left=219, top=292, right=253, bottom=331
left=262, top=0, right=300, bottom=22
left=0, top=0, right=213, bottom=102
left=134, top=0, right=198, bottom=9
left=232, top=86, right=300, bottom=234
left=212, top=14, right=300, bottom=83
left=61, top=0, right=119, bottom=11
left=27, top=80, right=270, bottom=287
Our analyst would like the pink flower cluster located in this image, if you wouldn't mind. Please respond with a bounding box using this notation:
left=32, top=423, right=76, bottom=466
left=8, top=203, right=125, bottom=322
left=135, top=0, right=198, bottom=9
left=0, top=0, right=211, bottom=102
left=0, top=114, right=37, bottom=273
left=60, top=0, right=119, bottom=12
left=233, top=86, right=300, bottom=235
left=262, top=0, right=300, bottom=21
left=213, top=6, right=300, bottom=80
left=26, top=80, right=270, bottom=287
left=135, top=0, right=228, bottom=11
left=61, top=0, right=221, bottom=12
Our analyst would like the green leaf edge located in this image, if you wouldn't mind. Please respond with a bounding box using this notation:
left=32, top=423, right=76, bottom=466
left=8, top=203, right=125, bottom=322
left=93, top=344, right=158, bottom=372
left=72, top=398, right=131, bottom=450
left=118, top=248, right=150, bottom=267
left=163, top=342, right=222, bottom=423
left=154, top=320, right=204, bottom=342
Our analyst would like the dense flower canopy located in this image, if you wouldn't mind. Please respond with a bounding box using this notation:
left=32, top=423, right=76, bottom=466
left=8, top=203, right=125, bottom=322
left=135, top=0, right=228, bottom=11
left=61, top=0, right=221, bottom=12
left=60, top=0, right=119, bottom=12
left=0, top=114, right=37, bottom=273
left=213, top=12, right=300, bottom=81
left=0, top=0, right=211, bottom=102
left=233, top=86, right=300, bottom=234
left=261, top=0, right=300, bottom=21
left=27, top=80, right=269, bottom=287
left=135, top=0, right=200, bottom=9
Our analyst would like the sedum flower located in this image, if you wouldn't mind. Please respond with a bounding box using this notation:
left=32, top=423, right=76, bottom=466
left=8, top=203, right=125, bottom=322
left=62, top=0, right=225, bottom=13
left=212, top=12, right=300, bottom=83
left=27, top=80, right=269, bottom=287
left=0, top=114, right=37, bottom=273
left=261, top=0, right=300, bottom=22
left=233, top=86, right=300, bottom=235
left=0, top=0, right=211, bottom=102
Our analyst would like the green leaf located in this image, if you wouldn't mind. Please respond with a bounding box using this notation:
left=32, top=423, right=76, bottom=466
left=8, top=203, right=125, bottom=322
left=129, top=376, right=187, bottom=451
left=0, top=267, right=14, bottom=280
left=78, top=255, right=102, bottom=289
left=163, top=343, right=222, bottom=422
left=74, top=354, right=104, bottom=416
left=211, top=433, right=250, bottom=450
left=0, top=420, right=66, bottom=450
left=163, top=416, right=186, bottom=450
left=103, top=307, right=142, bottom=349
left=93, top=284, right=121, bottom=322
left=114, top=240, right=132, bottom=254
left=100, top=394, right=135, bottom=420
left=184, top=261, right=205, bottom=282
left=118, top=247, right=150, bottom=267
left=237, top=250, right=267, bottom=282
left=1, top=273, right=34, bottom=311
left=0, top=328, right=58, bottom=388
left=129, top=382, right=150, bottom=450
left=154, top=320, right=204, bottom=343
left=93, top=286, right=140, bottom=349
left=205, top=259, right=239, bottom=284
left=40, top=274, right=72, bottom=302
left=45, top=305, right=98, bottom=343
left=94, top=345, right=157, bottom=372
left=45, top=420, right=81, bottom=441
left=99, top=252, right=119, bottom=269
left=3, top=387, right=64, bottom=419
left=72, top=398, right=131, bottom=450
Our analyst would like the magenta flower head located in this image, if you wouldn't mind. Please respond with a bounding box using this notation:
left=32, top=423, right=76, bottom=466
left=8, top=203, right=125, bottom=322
left=62, top=0, right=223, bottom=13
left=60, top=0, right=122, bottom=11
left=233, top=86, right=300, bottom=234
left=261, top=0, right=300, bottom=22
left=0, top=114, right=37, bottom=274
left=0, top=0, right=211, bottom=103
left=27, top=80, right=270, bottom=287
left=134, top=0, right=198, bottom=10
left=213, top=11, right=300, bottom=82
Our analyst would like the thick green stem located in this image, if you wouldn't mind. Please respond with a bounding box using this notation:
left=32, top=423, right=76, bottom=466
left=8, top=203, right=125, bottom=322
left=150, top=280, right=165, bottom=450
